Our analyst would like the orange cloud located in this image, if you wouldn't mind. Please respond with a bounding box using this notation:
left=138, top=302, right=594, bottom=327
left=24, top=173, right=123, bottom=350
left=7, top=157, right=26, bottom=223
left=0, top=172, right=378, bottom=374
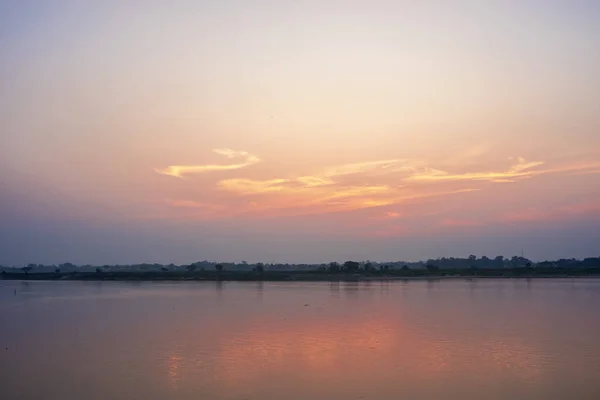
left=406, top=157, right=544, bottom=183
left=406, top=157, right=600, bottom=184
left=154, top=149, right=600, bottom=223
left=385, top=211, right=402, bottom=219
left=154, top=149, right=260, bottom=178
left=319, top=158, right=422, bottom=178
left=217, top=178, right=290, bottom=194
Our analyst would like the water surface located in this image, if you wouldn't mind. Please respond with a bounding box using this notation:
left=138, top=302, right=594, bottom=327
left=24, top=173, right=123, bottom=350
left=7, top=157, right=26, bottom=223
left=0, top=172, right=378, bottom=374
left=1, top=279, right=599, bottom=399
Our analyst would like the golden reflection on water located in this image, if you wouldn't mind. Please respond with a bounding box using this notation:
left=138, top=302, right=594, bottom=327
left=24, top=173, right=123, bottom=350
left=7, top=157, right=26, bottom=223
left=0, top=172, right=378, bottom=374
left=216, top=317, right=399, bottom=387
left=3, top=280, right=600, bottom=400
left=165, top=309, right=545, bottom=398
left=167, top=354, right=182, bottom=388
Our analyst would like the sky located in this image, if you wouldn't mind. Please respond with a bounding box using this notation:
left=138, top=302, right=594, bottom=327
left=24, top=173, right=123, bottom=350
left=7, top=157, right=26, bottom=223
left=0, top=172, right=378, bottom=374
left=1, top=0, right=599, bottom=266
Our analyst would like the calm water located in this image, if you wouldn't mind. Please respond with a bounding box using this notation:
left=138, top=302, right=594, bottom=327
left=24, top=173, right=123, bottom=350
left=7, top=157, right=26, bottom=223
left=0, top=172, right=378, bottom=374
left=1, top=279, right=600, bottom=400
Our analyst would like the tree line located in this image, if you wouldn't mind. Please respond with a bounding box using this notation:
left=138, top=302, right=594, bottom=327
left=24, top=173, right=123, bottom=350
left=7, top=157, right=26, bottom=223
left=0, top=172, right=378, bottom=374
left=2, top=256, right=599, bottom=276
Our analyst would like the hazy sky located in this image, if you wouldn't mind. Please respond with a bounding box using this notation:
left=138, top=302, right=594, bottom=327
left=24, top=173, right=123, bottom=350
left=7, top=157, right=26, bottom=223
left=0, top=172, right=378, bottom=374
left=1, top=1, right=599, bottom=266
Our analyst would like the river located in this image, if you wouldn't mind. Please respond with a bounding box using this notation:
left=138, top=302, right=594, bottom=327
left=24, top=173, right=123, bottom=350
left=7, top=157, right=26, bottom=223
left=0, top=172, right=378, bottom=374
left=1, top=279, right=599, bottom=399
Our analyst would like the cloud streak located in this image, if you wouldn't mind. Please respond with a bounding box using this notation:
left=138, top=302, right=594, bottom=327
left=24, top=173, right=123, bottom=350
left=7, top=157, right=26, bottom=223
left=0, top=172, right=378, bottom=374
left=154, top=149, right=600, bottom=224
left=406, top=157, right=545, bottom=183
left=406, top=157, right=600, bottom=184
left=320, top=158, right=422, bottom=178
left=155, top=149, right=260, bottom=178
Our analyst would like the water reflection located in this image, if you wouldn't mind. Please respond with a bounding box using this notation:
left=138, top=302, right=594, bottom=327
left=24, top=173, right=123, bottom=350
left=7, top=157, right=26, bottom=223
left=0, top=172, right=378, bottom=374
left=341, top=282, right=361, bottom=300
left=156, top=305, right=549, bottom=399
left=19, top=281, right=32, bottom=292
left=2, top=280, right=599, bottom=400
left=427, top=278, right=441, bottom=291
left=167, top=354, right=182, bottom=389
left=328, top=281, right=340, bottom=299
left=213, top=316, right=544, bottom=390
left=467, top=278, right=477, bottom=299
left=255, top=281, right=264, bottom=303
left=214, top=280, right=224, bottom=296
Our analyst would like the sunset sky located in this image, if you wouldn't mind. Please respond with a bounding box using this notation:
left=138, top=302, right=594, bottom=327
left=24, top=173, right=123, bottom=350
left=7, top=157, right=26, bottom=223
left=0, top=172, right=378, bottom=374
left=1, top=1, right=599, bottom=266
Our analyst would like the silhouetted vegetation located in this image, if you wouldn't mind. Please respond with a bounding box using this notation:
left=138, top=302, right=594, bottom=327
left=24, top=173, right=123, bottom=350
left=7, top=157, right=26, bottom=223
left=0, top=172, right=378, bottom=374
left=328, top=262, right=340, bottom=272
left=342, top=261, right=360, bottom=273
left=1, top=256, right=599, bottom=281
left=253, top=263, right=264, bottom=273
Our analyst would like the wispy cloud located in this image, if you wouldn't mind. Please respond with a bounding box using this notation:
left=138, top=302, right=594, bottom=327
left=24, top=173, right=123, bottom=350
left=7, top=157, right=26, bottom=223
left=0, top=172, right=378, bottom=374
left=155, top=149, right=600, bottom=224
left=384, top=211, right=402, bottom=219
left=534, top=161, right=600, bottom=177
left=320, top=158, right=421, bottom=178
left=217, top=178, right=290, bottom=194
left=406, top=157, right=600, bottom=184
left=406, top=157, right=545, bottom=183
left=295, top=176, right=335, bottom=187
left=154, top=149, right=260, bottom=178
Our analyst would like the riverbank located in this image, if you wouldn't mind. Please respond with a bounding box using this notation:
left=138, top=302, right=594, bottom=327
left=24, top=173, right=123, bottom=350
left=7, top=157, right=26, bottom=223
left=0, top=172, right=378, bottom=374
left=2, top=267, right=600, bottom=282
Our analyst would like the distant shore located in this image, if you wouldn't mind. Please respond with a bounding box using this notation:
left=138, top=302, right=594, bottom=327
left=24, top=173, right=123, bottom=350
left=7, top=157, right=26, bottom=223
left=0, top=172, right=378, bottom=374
left=2, top=268, right=600, bottom=282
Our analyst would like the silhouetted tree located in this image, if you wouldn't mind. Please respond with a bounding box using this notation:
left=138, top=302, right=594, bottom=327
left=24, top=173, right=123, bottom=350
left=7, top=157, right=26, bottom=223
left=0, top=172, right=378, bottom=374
left=95, top=267, right=103, bottom=274
left=215, top=264, right=223, bottom=272
left=364, top=262, right=373, bottom=272
left=254, top=263, right=264, bottom=273
left=161, top=267, right=169, bottom=272
left=186, top=264, right=196, bottom=272
left=494, top=256, right=504, bottom=268
left=55, top=267, right=60, bottom=274
left=401, top=265, right=410, bottom=271
left=328, top=262, right=340, bottom=272
left=480, top=256, right=490, bottom=268
left=343, top=261, right=360, bottom=273
left=582, top=257, right=600, bottom=267
left=426, top=264, right=439, bottom=273
left=22, top=265, right=33, bottom=275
